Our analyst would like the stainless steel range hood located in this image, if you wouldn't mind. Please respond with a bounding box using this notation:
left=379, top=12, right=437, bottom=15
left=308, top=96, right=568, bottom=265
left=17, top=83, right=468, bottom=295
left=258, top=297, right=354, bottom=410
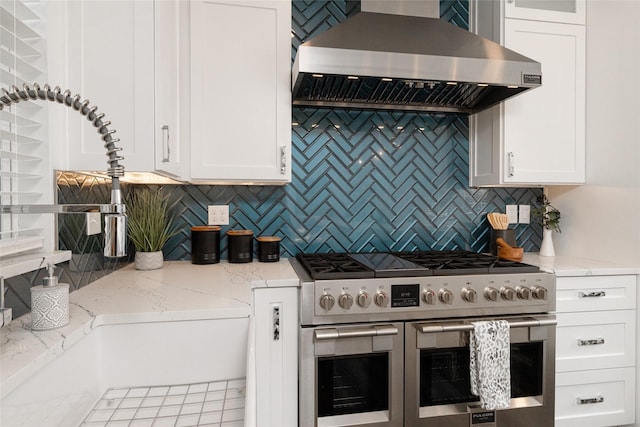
left=292, top=1, right=542, bottom=114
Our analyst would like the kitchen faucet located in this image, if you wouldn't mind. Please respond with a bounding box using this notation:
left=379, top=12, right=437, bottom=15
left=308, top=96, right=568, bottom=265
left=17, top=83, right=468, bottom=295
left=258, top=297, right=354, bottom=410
left=0, top=83, right=127, bottom=258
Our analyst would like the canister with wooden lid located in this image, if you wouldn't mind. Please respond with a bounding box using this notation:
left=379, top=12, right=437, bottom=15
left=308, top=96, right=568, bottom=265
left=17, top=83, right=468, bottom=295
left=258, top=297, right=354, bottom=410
left=227, top=229, right=254, bottom=263
left=191, top=225, right=221, bottom=264
left=257, top=236, right=281, bottom=262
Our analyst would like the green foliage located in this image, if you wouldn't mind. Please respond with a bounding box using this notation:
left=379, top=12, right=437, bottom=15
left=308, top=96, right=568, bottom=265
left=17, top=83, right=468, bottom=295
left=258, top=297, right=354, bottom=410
left=532, top=195, right=561, bottom=233
left=126, top=189, right=178, bottom=252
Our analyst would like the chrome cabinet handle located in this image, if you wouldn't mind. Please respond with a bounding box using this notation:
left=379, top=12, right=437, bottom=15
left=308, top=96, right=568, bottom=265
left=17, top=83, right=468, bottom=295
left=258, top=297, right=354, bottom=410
left=577, top=396, right=604, bottom=405
left=273, top=305, right=280, bottom=341
left=161, top=125, right=170, bottom=162
left=280, top=145, right=287, bottom=174
left=507, top=152, right=515, bottom=177
left=577, top=338, right=605, bottom=346
left=315, top=324, right=398, bottom=340
left=578, top=290, right=606, bottom=298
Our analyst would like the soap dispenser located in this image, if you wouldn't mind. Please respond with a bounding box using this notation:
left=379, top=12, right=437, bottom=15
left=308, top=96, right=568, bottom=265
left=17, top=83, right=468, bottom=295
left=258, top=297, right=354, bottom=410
left=31, top=264, right=69, bottom=330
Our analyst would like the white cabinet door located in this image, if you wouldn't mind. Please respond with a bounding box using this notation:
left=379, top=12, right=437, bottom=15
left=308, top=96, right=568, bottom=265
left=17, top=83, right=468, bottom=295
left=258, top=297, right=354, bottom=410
left=469, top=5, right=585, bottom=187
left=502, top=19, right=585, bottom=184
left=154, top=0, right=187, bottom=179
left=505, top=0, right=586, bottom=25
left=189, top=0, right=291, bottom=184
left=252, top=287, right=298, bottom=427
left=60, top=0, right=155, bottom=173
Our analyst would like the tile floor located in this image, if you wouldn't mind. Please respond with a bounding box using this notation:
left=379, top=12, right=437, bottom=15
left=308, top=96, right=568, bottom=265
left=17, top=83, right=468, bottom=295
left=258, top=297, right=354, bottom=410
left=79, top=378, right=245, bottom=427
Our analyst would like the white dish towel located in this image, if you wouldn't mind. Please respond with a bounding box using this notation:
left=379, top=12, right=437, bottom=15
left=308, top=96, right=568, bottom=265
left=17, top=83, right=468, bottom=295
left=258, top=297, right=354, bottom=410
left=469, top=320, right=511, bottom=410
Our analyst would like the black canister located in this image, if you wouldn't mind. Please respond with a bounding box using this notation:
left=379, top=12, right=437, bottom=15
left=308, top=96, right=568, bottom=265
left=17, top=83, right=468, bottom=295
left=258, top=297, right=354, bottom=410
left=227, top=230, right=254, bottom=263
left=257, top=236, right=281, bottom=262
left=191, top=226, right=221, bottom=264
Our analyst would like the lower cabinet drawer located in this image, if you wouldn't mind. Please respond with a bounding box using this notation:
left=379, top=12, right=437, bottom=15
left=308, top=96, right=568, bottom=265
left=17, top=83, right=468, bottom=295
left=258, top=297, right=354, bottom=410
left=556, top=275, right=636, bottom=312
left=555, top=367, right=635, bottom=427
left=556, top=310, right=635, bottom=372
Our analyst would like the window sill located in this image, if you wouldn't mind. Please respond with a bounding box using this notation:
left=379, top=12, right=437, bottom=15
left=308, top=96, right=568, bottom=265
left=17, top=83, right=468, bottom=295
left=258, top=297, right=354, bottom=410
left=0, top=250, right=72, bottom=279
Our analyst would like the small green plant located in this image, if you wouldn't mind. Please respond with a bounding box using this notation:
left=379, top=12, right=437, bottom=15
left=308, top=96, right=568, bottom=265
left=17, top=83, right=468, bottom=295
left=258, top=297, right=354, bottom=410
left=532, top=195, right=561, bottom=233
left=126, top=188, right=178, bottom=252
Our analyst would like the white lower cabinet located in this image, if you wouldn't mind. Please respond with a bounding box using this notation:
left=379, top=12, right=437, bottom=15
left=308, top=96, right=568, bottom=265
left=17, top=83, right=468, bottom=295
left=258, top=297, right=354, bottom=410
left=556, top=367, right=635, bottom=427
left=555, top=275, right=637, bottom=427
left=251, top=286, right=298, bottom=427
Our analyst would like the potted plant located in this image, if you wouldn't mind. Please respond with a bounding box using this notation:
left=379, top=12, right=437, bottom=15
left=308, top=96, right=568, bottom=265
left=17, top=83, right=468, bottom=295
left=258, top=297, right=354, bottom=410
left=532, top=195, right=561, bottom=257
left=126, top=188, right=178, bottom=270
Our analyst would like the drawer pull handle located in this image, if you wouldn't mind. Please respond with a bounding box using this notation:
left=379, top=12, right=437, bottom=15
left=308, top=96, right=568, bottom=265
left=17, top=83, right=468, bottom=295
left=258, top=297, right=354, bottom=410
left=578, top=290, right=606, bottom=298
left=577, top=396, right=604, bottom=405
left=577, top=338, right=605, bottom=346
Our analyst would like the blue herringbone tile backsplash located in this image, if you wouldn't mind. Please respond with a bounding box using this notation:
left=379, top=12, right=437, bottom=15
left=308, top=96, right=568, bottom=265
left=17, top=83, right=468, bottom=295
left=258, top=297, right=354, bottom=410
left=5, top=0, right=542, bottom=317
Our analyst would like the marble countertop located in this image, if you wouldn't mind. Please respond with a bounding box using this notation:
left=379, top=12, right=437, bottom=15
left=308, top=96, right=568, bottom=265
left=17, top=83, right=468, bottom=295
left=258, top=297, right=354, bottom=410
left=0, top=259, right=299, bottom=399
left=523, top=253, right=640, bottom=276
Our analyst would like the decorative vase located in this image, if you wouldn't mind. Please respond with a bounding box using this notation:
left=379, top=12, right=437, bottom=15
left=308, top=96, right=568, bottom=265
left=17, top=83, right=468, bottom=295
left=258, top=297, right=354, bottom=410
left=134, top=251, right=164, bottom=270
left=539, top=229, right=555, bottom=257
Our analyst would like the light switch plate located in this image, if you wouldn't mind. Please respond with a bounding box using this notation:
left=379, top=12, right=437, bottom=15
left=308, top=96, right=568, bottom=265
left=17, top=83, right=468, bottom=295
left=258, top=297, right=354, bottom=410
left=506, top=205, right=518, bottom=224
left=518, top=204, right=531, bottom=224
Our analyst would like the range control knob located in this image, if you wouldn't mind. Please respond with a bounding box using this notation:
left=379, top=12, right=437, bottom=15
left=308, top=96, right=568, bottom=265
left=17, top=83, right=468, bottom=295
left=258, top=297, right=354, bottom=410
left=461, top=287, right=477, bottom=303
left=531, top=286, right=548, bottom=300
left=319, top=294, right=335, bottom=311
left=516, top=286, right=531, bottom=300
left=357, top=292, right=371, bottom=308
left=484, top=287, right=499, bottom=302
left=374, top=291, right=390, bottom=307
left=500, top=286, right=516, bottom=301
left=439, top=289, right=454, bottom=304
left=423, top=289, right=436, bottom=305
left=338, top=293, right=354, bottom=309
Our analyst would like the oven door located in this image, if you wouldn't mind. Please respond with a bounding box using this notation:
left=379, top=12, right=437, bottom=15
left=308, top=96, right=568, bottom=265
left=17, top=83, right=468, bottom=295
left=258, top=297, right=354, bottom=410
left=299, top=322, right=404, bottom=427
left=405, top=315, right=556, bottom=427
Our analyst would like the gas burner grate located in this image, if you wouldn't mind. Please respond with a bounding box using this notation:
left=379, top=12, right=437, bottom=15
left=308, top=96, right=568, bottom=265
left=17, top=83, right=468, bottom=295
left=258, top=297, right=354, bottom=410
left=297, top=251, right=539, bottom=280
left=296, top=253, right=375, bottom=280
left=393, top=251, right=540, bottom=275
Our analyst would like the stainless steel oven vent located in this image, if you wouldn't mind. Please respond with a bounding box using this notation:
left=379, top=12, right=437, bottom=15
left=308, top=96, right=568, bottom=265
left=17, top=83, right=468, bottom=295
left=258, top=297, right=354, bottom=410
left=293, top=73, right=531, bottom=114
left=292, top=5, right=542, bottom=114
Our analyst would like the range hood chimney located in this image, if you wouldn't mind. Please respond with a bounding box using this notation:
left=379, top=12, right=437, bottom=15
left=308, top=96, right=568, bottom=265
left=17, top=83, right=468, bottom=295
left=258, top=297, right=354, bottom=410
left=292, top=0, right=542, bottom=114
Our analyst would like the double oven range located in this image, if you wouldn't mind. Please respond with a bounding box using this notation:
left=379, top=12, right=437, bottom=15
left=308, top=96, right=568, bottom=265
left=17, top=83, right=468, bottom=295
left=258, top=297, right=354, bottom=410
left=292, top=250, right=556, bottom=427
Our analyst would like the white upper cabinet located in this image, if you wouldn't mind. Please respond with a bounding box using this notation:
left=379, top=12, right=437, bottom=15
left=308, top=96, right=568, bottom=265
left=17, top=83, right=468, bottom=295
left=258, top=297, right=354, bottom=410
left=469, top=0, right=585, bottom=187
left=189, top=0, right=292, bottom=184
left=505, top=0, right=586, bottom=25
left=50, top=0, right=156, bottom=173
left=153, top=0, right=187, bottom=179
left=53, top=0, right=291, bottom=184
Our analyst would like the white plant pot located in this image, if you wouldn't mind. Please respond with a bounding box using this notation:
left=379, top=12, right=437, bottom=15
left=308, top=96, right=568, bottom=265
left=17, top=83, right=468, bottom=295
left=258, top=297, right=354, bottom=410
left=539, top=229, right=555, bottom=257
left=134, top=251, right=164, bottom=270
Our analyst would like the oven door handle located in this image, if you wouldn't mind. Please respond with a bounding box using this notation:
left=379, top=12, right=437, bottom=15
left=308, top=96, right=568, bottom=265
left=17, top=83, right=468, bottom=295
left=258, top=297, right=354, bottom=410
left=415, top=317, right=557, bottom=334
left=314, top=324, right=399, bottom=340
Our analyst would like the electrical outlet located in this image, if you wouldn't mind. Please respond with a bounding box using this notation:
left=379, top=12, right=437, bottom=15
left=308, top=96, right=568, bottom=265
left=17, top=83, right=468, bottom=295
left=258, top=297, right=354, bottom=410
left=505, top=205, right=518, bottom=224
left=86, top=212, right=101, bottom=235
left=519, top=204, right=531, bottom=224
left=208, top=205, right=229, bottom=225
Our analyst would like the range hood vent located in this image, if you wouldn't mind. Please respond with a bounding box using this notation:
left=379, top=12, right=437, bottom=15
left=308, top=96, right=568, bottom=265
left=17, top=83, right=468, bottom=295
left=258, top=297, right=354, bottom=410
left=292, top=3, right=542, bottom=114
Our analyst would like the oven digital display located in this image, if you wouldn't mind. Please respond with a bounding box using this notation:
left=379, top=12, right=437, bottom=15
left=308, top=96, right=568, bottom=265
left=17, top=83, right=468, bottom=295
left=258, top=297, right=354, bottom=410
left=391, top=284, right=419, bottom=307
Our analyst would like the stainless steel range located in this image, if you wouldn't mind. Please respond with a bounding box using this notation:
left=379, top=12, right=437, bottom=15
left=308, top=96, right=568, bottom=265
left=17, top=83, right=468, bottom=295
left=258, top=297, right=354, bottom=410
left=292, top=250, right=556, bottom=427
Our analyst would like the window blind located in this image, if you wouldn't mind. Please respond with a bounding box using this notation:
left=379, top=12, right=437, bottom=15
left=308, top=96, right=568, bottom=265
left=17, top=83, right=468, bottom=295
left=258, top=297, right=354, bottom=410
left=0, top=0, right=50, bottom=256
